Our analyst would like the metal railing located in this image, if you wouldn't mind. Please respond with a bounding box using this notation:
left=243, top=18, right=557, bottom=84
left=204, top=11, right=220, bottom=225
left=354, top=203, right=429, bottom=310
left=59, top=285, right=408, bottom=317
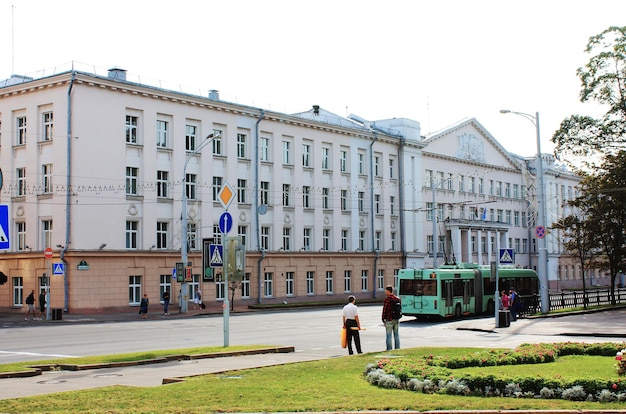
left=519, top=287, right=626, bottom=315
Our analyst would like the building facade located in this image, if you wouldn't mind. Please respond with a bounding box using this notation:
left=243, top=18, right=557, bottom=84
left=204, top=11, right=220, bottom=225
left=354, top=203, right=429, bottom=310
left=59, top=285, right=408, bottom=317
left=0, top=66, right=597, bottom=314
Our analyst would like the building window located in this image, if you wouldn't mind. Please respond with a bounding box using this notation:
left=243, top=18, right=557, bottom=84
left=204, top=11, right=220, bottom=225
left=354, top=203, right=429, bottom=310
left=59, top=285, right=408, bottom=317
left=128, top=276, right=142, bottom=305
left=185, top=124, right=197, bottom=151
left=261, top=226, right=270, bottom=250
left=157, top=222, right=168, bottom=249
left=377, top=269, right=385, bottom=291
left=13, top=277, right=23, bottom=306
left=216, top=274, right=225, bottom=300
left=322, top=187, right=329, bottom=209
left=16, top=168, right=26, bottom=196
left=156, top=120, right=168, bottom=148
left=282, top=140, right=291, bottom=165
left=322, top=228, right=330, bottom=251
left=479, top=178, right=484, bottom=194
left=374, top=155, right=381, bottom=177
left=212, top=225, right=223, bottom=245
left=187, top=222, right=197, bottom=250
left=513, top=183, right=520, bottom=199
left=238, top=225, right=248, bottom=248
left=212, top=176, right=223, bottom=202
left=186, top=173, right=197, bottom=200
left=212, top=129, right=223, bottom=155
left=375, top=231, right=381, bottom=251
left=263, top=272, right=273, bottom=297
left=42, top=220, right=52, bottom=248
left=340, top=150, right=347, bottom=172
left=41, top=164, right=53, bottom=194
left=303, top=228, right=311, bottom=251
left=389, top=158, right=395, bottom=179
left=237, top=133, right=247, bottom=158
left=325, top=271, right=334, bottom=294
left=126, top=167, right=138, bottom=195
left=358, top=152, right=365, bottom=174
left=282, top=227, right=291, bottom=251
left=306, top=271, right=314, bottom=295
left=237, top=179, right=247, bottom=203
left=341, top=229, right=349, bottom=251
left=321, top=147, right=330, bottom=170
left=358, top=192, right=365, bottom=212
left=375, top=194, right=381, bottom=214
left=359, top=230, right=366, bottom=251
left=302, top=186, right=310, bottom=208
left=157, top=171, right=169, bottom=198
left=344, top=270, right=352, bottom=293
left=302, top=143, right=311, bottom=167
left=241, top=273, right=251, bottom=298
left=505, top=182, right=511, bottom=198
left=43, top=112, right=53, bottom=141
left=285, top=272, right=295, bottom=296
left=16, top=116, right=27, bottom=145
left=160, top=275, right=172, bottom=304
left=390, top=196, right=396, bottom=215
left=391, top=232, right=397, bottom=251
left=260, top=137, right=270, bottom=162
left=459, top=175, right=465, bottom=191
left=126, top=115, right=138, bottom=144
left=282, top=184, right=290, bottom=207
left=260, top=181, right=269, bottom=206
left=126, top=221, right=138, bottom=249
left=16, top=222, right=26, bottom=251
left=341, top=190, right=348, bottom=211
left=361, top=270, right=368, bottom=292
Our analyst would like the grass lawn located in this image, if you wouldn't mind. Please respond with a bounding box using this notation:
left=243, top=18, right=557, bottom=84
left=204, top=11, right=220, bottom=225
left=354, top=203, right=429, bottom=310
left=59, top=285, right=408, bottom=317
left=0, top=346, right=625, bottom=413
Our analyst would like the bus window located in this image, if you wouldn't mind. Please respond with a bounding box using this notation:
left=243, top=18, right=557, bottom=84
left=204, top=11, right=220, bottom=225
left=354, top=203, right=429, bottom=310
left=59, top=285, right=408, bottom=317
left=399, top=279, right=437, bottom=296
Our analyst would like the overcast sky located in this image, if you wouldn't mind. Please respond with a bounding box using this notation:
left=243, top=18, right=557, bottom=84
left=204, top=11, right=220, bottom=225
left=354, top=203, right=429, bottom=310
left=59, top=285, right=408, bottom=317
left=1, top=0, right=624, bottom=157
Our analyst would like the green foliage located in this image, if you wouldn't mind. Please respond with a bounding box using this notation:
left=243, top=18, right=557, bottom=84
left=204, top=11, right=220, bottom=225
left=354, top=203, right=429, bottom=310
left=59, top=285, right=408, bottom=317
left=367, top=342, right=626, bottom=401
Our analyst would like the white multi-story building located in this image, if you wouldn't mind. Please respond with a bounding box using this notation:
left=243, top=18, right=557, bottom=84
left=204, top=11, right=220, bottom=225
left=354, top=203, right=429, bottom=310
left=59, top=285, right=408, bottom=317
left=0, top=66, right=592, bottom=314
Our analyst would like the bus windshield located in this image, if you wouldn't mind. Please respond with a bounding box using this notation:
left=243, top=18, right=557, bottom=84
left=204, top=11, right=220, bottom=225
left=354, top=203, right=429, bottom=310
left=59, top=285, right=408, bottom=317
left=399, top=279, right=437, bottom=297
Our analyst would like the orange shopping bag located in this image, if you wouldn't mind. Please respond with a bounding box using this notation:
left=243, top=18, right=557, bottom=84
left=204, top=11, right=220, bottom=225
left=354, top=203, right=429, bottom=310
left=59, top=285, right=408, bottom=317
left=341, top=328, right=347, bottom=348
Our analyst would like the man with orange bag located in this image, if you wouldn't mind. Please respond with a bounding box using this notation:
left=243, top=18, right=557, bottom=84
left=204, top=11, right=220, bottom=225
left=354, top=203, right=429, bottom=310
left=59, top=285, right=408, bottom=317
left=342, top=295, right=362, bottom=355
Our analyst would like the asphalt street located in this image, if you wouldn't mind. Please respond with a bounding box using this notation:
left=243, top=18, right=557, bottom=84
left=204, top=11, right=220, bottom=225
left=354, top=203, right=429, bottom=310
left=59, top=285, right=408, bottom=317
left=0, top=307, right=625, bottom=400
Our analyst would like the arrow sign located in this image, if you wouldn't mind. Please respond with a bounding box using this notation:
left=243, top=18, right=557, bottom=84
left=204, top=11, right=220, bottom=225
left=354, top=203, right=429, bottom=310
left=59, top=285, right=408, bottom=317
left=219, top=212, right=233, bottom=234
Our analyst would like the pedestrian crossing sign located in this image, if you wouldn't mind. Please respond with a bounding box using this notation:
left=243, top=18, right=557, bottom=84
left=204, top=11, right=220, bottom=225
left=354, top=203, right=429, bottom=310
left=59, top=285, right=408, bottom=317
left=209, top=244, right=223, bottom=268
left=499, top=248, right=514, bottom=264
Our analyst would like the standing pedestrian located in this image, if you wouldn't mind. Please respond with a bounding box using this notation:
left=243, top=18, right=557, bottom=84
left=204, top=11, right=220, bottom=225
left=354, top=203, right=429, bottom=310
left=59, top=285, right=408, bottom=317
left=195, top=287, right=202, bottom=309
left=382, top=285, right=401, bottom=350
left=500, top=289, right=510, bottom=310
left=342, top=295, right=362, bottom=355
left=162, top=290, right=170, bottom=316
left=25, top=290, right=36, bottom=320
left=509, top=288, right=521, bottom=321
left=38, top=289, right=47, bottom=320
left=139, top=293, right=149, bottom=319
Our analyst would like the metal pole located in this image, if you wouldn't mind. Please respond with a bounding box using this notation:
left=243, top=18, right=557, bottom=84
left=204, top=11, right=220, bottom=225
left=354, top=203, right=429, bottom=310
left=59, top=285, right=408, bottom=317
left=432, top=179, right=437, bottom=268
left=180, top=134, right=217, bottom=313
left=500, top=110, right=549, bottom=314
left=535, top=112, right=549, bottom=314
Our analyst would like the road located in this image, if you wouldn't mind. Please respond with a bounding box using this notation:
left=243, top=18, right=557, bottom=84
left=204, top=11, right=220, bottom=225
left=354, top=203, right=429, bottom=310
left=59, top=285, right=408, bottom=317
left=1, top=306, right=625, bottom=365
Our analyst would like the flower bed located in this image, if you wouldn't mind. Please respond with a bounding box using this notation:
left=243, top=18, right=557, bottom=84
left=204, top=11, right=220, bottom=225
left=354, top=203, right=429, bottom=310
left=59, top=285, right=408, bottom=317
left=365, top=342, right=626, bottom=402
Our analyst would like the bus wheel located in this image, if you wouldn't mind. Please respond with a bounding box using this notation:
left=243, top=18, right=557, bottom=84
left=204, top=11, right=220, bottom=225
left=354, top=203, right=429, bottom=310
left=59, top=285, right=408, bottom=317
left=486, top=299, right=495, bottom=315
left=454, top=304, right=462, bottom=318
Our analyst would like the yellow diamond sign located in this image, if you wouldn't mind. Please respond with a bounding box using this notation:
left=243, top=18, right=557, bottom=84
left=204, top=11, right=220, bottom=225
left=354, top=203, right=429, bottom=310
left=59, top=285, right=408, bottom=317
left=218, top=181, right=236, bottom=210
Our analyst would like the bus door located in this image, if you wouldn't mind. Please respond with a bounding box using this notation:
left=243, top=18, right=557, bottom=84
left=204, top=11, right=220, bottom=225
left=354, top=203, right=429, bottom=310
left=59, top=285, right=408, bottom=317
left=443, top=280, right=454, bottom=316
left=463, top=280, right=471, bottom=314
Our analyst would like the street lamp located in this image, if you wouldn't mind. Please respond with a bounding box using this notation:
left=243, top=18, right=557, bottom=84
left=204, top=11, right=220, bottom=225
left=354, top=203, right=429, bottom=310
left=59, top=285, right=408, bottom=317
left=500, top=109, right=549, bottom=314
left=180, top=133, right=218, bottom=313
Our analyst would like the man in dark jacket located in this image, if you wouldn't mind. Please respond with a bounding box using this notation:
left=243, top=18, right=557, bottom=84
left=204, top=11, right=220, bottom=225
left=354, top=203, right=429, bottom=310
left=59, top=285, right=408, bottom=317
left=382, top=285, right=401, bottom=350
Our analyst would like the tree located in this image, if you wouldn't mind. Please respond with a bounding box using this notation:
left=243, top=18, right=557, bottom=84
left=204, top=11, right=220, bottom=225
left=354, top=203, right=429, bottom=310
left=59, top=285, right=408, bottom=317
left=552, top=26, right=626, bottom=169
left=551, top=214, right=595, bottom=308
left=565, top=151, right=626, bottom=304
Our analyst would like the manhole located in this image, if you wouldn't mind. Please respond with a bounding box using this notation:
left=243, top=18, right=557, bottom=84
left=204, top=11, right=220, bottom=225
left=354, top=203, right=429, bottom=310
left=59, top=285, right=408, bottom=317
left=37, top=379, right=68, bottom=384
left=93, top=373, right=123, bottom=378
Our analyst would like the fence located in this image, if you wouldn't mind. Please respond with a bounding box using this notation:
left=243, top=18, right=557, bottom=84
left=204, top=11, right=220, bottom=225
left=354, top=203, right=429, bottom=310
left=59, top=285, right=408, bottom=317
left=520, top=287, right=626, bottom=315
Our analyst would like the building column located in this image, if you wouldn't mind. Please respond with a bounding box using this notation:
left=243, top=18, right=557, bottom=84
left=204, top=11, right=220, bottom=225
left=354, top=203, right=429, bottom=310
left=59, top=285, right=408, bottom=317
left=477, top=229, right=483, bottom=265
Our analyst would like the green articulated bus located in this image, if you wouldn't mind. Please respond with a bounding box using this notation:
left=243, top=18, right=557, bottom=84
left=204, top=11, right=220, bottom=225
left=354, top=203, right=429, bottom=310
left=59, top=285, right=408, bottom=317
left=397, top=263, right=539, bottom=319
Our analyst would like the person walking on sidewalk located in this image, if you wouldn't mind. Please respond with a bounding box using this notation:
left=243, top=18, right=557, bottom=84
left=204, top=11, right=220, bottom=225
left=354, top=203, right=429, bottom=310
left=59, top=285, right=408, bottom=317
left=162, top=290, right=170, bottom=316
left=382, top=285, right=401, bottom=350
left=38, top=289, right=47, bottom=320
left=25, top=290, right=36, bottom=320
left=139, top=294, right=149, bottom=319
left=342, top=295, right=362, bottom=355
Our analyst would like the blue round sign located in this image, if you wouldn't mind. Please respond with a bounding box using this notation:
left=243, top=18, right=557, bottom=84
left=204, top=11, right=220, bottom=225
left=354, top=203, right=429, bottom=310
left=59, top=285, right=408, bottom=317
left=219, top=212, right=233, bottom=234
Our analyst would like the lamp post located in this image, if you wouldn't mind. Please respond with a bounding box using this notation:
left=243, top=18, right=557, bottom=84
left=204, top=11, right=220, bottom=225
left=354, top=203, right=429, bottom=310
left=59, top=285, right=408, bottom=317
left=180, top=133, right=217, bottom=313
left=500, top=110, right=549, bottom=314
